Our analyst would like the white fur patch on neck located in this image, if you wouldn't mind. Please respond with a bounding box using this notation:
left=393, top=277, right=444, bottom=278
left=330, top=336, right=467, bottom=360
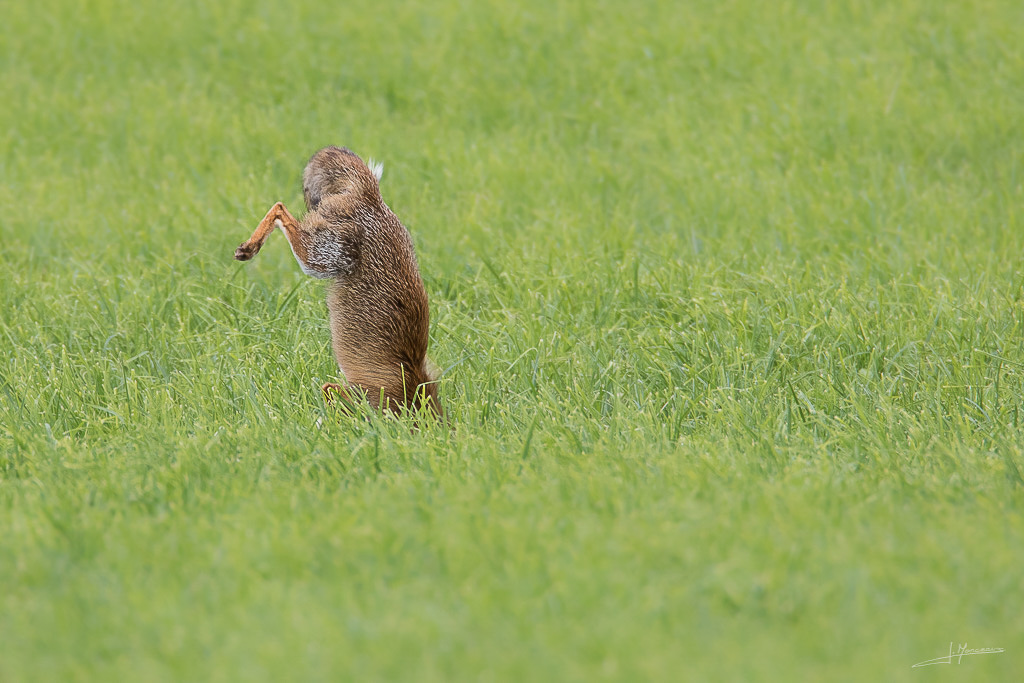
left=367, top=158, right=384, bottom=182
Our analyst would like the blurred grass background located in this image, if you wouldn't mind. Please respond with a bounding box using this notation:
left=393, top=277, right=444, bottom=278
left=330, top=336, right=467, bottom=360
left=2, top=0, right=1023, bottom=680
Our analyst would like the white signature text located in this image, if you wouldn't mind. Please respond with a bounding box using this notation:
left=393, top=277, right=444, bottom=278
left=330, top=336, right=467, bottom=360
left=912, top=642, right=1004, bottom=668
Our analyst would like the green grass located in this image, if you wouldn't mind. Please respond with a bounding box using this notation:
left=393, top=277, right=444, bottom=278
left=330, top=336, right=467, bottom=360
left=2, top=0, right=1024, bottom=679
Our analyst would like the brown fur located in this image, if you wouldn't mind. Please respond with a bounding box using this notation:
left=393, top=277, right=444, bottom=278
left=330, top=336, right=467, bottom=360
left=234, top=146, right=441, bottom=416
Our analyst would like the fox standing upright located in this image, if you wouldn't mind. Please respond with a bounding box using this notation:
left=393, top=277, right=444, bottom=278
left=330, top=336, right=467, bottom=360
left=234, top=146, right=441, bottom=416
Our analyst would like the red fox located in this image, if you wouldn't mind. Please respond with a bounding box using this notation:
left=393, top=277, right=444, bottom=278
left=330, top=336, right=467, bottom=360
left=234, top=146, right=441, bottom=416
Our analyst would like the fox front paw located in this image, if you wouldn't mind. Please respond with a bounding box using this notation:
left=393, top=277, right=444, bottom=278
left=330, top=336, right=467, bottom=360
left=234, top=243, right=258, bottom=261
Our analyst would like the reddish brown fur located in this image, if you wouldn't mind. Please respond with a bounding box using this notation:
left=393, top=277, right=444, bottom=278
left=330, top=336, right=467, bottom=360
left=234, top=146, right=441, bottom=416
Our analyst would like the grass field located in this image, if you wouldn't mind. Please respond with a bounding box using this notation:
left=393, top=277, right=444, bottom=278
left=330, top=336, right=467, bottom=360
left=2, top=0, right=1024, bottom=679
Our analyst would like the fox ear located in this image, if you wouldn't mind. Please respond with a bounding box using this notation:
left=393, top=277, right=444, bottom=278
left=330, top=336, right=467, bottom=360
left=366, top=158, right=384, bottom=182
